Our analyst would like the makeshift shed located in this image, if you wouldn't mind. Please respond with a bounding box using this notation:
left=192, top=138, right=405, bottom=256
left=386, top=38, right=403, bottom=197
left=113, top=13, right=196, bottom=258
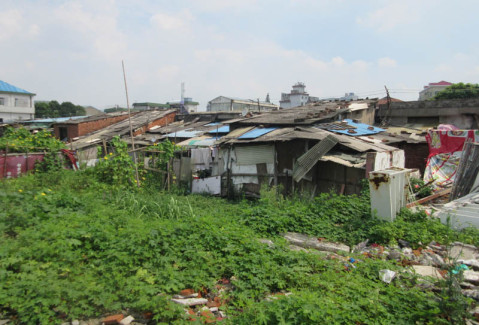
left=217, top=125, right=405, bottom=197
left=70, top=110, right=176, bottom=165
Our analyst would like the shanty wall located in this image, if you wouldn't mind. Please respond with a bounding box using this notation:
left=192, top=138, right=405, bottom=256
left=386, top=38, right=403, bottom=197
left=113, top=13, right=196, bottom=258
left=378, top=99, right=479, bottom=129
left=219, top=144, right=275, bottom=195
left=315, top=161, right=365, bottom=195
left=54, top=114, right=130, bottom=139
left=389, top=142, right=429, bottom=175
left=132, top=112, right=176, bottom=136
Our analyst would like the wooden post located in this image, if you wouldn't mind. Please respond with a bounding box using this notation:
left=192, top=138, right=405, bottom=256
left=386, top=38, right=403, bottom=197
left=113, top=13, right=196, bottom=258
left=450, top=141, right=479, bottom=200
left=225, top=146, right=232, bottom=197
left=273, top=142, right=278, bottom=187
left=102, top=139, right=108, bottom=156
left=25, top=149, right=29, bottom=174
left=122, top=60, right=141, bottom=187
left=3, top=144, right=8, bottom=178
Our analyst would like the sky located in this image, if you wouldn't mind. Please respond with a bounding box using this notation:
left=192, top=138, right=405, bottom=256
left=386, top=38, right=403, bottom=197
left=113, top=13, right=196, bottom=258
left=1, top=0, right=479, bottom=111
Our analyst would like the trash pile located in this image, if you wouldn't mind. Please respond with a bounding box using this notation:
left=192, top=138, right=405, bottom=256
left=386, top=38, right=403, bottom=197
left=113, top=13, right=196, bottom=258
left=281, top=232, right=479, bottom=308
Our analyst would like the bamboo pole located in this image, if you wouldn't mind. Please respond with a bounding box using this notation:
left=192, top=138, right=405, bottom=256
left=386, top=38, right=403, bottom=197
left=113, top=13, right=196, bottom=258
left=122, top=60, right=140, bottom=187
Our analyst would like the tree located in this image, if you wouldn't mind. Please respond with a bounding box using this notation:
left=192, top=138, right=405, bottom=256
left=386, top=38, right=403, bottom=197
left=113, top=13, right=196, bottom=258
left=34, top=100, right=86, bottom=118
left=433, top=82, right=479, bottom=100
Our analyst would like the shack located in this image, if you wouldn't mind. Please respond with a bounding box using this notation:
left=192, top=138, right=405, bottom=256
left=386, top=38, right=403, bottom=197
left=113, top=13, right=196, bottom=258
left=70, top=110, right=176, bottom=165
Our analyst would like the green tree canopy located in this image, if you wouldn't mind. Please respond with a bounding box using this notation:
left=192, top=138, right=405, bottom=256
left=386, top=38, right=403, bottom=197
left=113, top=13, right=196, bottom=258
left=433, top=82, right=479, bottom=100
left=34, top=101, right=86, bottom=118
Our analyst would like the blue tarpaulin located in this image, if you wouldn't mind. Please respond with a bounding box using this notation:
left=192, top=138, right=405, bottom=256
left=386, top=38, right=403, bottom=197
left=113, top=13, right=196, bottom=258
left=319, top=119, right=384, bottom=136
left=238, top=127, right=277, bottom=139
left=207, top=125, right=230, bottom=133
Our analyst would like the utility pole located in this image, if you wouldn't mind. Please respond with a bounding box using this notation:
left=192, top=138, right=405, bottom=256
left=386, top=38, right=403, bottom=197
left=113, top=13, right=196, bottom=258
left=381, top=85, right=392, bottom=127
left=257, top=98, right=260, bottom=112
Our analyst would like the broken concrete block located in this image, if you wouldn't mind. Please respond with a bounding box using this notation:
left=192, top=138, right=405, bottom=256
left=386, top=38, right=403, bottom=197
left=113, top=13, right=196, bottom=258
left=450, top=243, right=478, bottom=260
left=282, top=232, right=349, bottom=254
left=258, top=239, right=275, bottom=247
left=72, top=321, right=80, bottom=325
left=119, top=316, right=134, bottom=325
left=209, top=307, right=219, bottom=313
left=171, top=298, right=208, bottom=306
left=464, top=270, right=479, bottom=284
left=459, top=259, right=479, bottom=270
left=172, top=293, right=199, bottom=299
left=463, top=289, right=479, bottom=301
left=352, top=239, right=369, bottom=252
left=412, top=265, right=444, bottom=279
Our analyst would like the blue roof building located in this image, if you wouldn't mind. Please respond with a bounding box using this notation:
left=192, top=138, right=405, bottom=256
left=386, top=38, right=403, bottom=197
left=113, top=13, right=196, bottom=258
left=0, top=80, right=36, bottom=123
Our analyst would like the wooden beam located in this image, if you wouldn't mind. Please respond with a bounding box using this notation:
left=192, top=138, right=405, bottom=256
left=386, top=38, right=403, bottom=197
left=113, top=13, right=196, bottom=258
left=406, top=188, right=451, bottom=208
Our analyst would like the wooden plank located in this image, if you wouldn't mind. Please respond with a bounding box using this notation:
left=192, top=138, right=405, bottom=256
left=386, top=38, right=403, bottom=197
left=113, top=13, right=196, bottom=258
left=406, top=188, right=451, bottom=208
left=144, top=166, right=168, bottom=174
left=450, top=141, right=479, bottom=201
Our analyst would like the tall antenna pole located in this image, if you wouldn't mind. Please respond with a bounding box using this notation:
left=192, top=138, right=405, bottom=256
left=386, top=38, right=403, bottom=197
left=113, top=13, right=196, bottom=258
left=122, top=60, right=140, bottom=187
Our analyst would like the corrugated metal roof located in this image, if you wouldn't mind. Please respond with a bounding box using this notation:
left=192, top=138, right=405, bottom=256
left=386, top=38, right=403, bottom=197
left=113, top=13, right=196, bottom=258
left=316, top=119, right=384, bottom=136
left=438, top=192, right=479, bottom=229
left=238, top=127, right=277, bottom=139
left=207, top=125, right=230, bottom=133
left=293, top=135, right=338, bottom=182
left=177, top=136, right=218, bottom=147
left=165, top=129, right=203, bottom=138
left=0, top=80, right=34, bottom=94
left=23, top=116, right=87, bottom=123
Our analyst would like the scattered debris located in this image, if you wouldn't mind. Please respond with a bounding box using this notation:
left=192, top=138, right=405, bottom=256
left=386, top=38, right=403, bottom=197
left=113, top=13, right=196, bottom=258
left=379, top=269, right=396, bottom=283
left=171, top=298, right=208, bottom=306
left=102, top=314, right=124, bottom=325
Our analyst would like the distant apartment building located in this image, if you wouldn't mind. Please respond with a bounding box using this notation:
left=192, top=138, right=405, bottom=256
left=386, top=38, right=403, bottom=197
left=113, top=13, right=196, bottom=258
left=0, top=80, right=35, bottom=122
left=418, top=81, right=452, bottom=100
left=207, top=96, right=278, bottom=112
left=279, top=82, right=319, bottom=109
left=168, top=98, right=199, bottom=113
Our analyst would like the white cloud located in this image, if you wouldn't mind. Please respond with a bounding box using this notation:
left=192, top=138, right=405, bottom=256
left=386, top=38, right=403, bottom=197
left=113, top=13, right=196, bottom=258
left=0, top=9, right=40, bottom=40
left=378, top=57, right=397, bottom=68
left=0, top=10, right=22, bottom=40
left=190, top=0, right=259, bottom=12
left=331, top=56, right=345, bottom=67
left=357, top=1, right=420, bottom=32
left=150, top=10, right=193, bottom=31
left=54, top=2, right=126, bottom=61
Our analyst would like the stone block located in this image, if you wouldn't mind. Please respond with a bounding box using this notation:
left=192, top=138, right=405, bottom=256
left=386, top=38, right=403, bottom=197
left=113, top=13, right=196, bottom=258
left=412, top=265, right=444, bottom=279
left=282, top=232, right=349, bottom=254
left=119, top=316, right=134, bottom=325
left=464, top=270, right=479, bottom=284
left=171, top=298, right=208, bottom=306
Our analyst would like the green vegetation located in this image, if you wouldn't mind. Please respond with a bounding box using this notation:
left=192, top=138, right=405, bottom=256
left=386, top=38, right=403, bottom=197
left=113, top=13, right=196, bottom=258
left=1, top=165, right=479, bottom=324
left=0, top=127, right=65, bottom=153
left=433, top=82, right=479, bottom=100
left=35, top=100, right=86, bottom=118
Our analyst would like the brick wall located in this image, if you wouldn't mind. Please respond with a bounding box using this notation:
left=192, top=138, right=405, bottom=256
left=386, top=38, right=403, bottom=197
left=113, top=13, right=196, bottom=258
left=76, top=115, right=130, bottom=137
left=389, top=142, right=429, bottom=175
left=54, top=114, right=130, bottom=140
left=132, top=112, right=176, bottom=136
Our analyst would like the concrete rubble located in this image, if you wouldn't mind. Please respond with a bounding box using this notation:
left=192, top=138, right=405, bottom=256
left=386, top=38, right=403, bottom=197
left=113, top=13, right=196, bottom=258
left=282, top=232, right=350, bottom=253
